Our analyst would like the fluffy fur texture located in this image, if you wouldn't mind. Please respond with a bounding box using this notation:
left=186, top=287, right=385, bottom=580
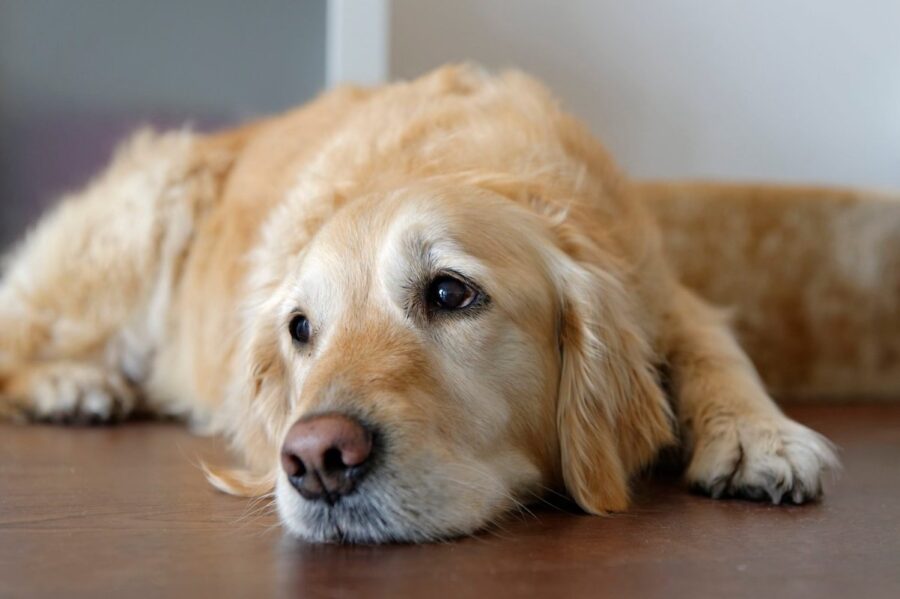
left=0, top=65, right=866, bottom=543
left=642, top=181, right=900, bottom=401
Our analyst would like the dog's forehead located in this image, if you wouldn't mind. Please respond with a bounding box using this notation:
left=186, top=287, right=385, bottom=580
left=305, top=188, right=499, bottom=272
left=292, top=186, right=551, bottom=321
left=380, top=197, right=493, bottom=275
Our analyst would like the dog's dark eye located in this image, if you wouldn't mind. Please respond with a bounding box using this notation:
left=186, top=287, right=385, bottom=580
left=289, top=315, right=311, bottom=344
left=427, top=275, right=478, bottom=310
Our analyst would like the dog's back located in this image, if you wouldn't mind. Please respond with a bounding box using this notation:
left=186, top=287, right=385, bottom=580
left=642, top=181, right=900, bottom=400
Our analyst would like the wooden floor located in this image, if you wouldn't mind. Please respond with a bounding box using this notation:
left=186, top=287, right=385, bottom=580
left=1, top=404, right=898, bottom=598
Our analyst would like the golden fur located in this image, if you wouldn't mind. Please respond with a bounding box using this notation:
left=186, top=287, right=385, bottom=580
left=0, top=65, right=856, bottom=542
left=642, top=181, right=900, bottom=401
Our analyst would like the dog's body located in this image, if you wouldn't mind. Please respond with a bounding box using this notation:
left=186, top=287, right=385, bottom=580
left=5, top=65, right=888, bottom=542
left=643, top=181, right=900, bottom=401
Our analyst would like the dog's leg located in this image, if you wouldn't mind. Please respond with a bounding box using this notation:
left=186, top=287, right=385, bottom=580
left=663, top=287, right=838, bottom=504
left=0, top=130, right=208, bottom=423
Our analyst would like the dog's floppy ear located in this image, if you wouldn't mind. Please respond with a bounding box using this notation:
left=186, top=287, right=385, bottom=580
left=203, top=299, right=287, bottom=497
left=556, top=258, right=675, bottom=513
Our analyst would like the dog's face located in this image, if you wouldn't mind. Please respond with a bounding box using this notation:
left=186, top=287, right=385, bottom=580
left=236, top=183, right=673, bottom=543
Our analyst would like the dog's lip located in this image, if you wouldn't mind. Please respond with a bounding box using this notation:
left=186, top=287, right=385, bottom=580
left=295, top=493, right=386, bottom=543
left=294, top=477, right=374, bottom=512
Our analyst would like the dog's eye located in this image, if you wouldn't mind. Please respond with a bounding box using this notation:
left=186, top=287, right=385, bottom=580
left=427, top=275, right=478, bottom=311
left=289, top=315, right=311, bottom=344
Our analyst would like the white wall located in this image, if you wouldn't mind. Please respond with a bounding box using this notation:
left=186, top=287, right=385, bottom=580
left=391, top=1, right=900, bottom=188
left=327, top=0, right=389, bottom=87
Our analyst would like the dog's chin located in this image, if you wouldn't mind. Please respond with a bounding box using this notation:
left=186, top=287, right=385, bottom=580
left=274, top=465, right=522, bottom=544
left=276, top=487, right=442, bottom=544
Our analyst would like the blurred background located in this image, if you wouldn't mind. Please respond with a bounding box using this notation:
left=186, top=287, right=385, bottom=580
left=2, top=0, right=898, bottom=249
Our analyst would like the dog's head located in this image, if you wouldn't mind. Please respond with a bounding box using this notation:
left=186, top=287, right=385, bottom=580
left=213, top=180, right=673, bottom=543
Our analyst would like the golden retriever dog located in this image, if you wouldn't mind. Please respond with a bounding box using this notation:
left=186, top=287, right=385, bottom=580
left=9, top=63, right=889, bottom=543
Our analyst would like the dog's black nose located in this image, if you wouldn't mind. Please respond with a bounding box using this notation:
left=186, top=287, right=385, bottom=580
left=280, top=414, right=373, bottom=503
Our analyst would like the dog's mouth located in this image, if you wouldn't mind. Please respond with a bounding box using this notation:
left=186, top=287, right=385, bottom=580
left=274, top=456, right=522, bottom=544
left=287, top=490, right=411, bottom=544
left=276, top=475, right=462, bottom=544
left=274, top=415, right=539, bottom=544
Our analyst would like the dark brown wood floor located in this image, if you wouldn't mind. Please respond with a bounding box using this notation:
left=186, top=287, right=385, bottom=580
left=1, top=404, right=898, bottom=598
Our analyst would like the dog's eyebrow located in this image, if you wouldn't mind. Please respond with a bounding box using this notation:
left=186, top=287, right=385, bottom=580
left=401, top=232, right=437, bottom=272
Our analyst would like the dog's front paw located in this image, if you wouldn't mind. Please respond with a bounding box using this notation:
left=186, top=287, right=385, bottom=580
left=6, top=362, right=137, bottom=424
left=687, top=414, right=839, bottom=504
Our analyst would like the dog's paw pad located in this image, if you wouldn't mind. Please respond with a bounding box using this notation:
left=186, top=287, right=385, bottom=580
left=688, top=416, right=838, bottom=505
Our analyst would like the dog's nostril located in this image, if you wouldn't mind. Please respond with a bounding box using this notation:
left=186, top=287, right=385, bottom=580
left=322, top=446, right=346, bottom=473
left=284, top=453, right=306, bottom=478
